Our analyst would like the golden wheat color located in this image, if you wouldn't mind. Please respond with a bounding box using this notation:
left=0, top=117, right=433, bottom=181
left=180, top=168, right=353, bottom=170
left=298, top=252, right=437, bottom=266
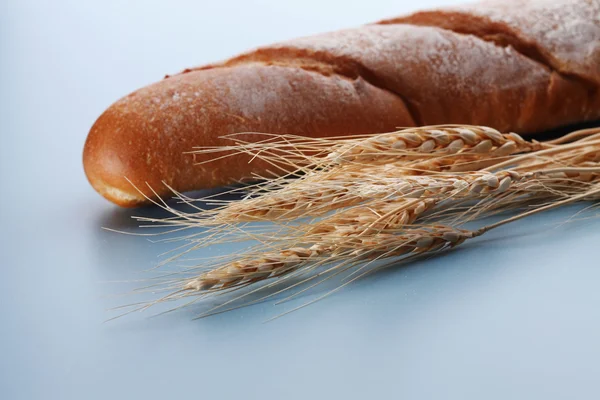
left=112, top=125, right=600, bottom=319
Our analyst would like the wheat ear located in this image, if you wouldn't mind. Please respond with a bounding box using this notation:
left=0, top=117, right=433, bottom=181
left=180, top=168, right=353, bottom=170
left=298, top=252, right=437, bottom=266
left=165, top=126, right=568, bottom=226
left=113, top=126, right=600, bottom=319
left=325, top=126, right=544, bottom=165
left=174, top=165, right=600, bottom=293
left=172, top=180, right=600, bottom=307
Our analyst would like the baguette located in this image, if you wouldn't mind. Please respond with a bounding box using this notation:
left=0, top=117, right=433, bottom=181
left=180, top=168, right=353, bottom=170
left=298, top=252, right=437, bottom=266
left=83, top=0, right=600, bottom=207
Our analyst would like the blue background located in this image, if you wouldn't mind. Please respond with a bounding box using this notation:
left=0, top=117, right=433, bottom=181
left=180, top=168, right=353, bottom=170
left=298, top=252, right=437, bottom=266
left=2, top=0, right=599, bottom=398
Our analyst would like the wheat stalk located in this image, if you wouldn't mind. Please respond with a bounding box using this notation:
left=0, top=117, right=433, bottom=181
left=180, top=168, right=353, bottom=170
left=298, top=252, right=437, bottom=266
left=182, top=225, right=472, bottom=292
left=171, top=167, right=599, bottom=293
left=154, top=160, right=600, bottom=228
left=193, top=125, right=545, bottom=168
left=325, top=126, right=544, bottom=164
left=112, top=125, right=600, bottom=319
left=166, top=126, right=595, bottom=227
left=183, top=197, right=436, bottom=290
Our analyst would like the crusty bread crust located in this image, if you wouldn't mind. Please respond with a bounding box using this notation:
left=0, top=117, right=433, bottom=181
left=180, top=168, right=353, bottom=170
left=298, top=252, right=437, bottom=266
left=83, top=0, right=600, bottom=207
left=83, top=65, right=412, bottom=206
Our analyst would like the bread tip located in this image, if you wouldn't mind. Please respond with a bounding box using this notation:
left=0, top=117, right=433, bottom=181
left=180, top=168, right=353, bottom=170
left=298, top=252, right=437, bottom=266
left=88, top=176, right=148, bottom=208
left=83, top=110, right=150, bottom=208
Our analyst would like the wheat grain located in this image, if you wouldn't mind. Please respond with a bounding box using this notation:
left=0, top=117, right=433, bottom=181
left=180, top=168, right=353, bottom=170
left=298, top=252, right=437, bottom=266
left=188, top=126, right=546, bottom=177
left=171, top=126, right=562, bottom=226
left=179, top=178, right=600, bottom=296
left=172, top=161, right=600, bottom=226
left=175, top=165, right=600, bottom=292
left=180, top=197, right=436, bottom=290
left=326, top=126, right=544, bottom=165
left=112, top=125, right=600, bottom=319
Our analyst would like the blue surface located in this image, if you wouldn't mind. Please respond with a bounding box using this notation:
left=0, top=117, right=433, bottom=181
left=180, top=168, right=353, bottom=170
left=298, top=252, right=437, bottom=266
left=2, top=1, right=600, bottom=399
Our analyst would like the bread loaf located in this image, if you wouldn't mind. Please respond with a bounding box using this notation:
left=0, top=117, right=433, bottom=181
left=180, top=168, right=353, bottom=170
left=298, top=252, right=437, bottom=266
left=83, top=0, right=600, bottom=207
